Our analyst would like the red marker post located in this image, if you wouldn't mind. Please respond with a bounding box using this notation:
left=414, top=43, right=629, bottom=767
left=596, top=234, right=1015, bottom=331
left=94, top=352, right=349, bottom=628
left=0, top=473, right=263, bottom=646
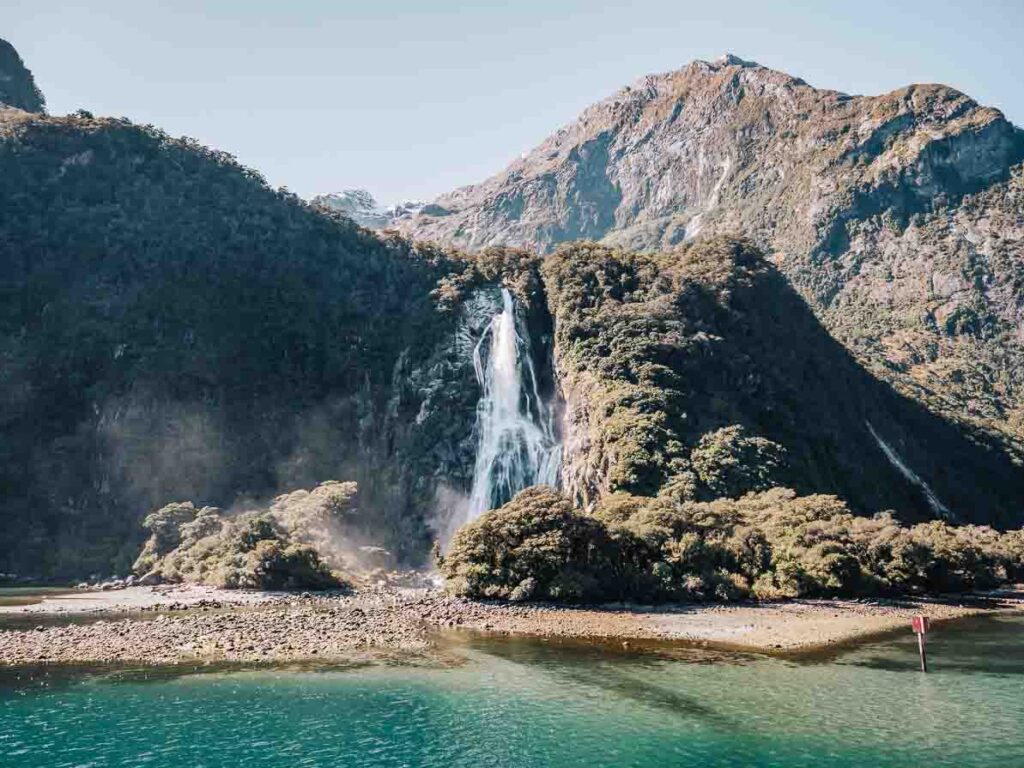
left=912, top=615, right=930, bottom=672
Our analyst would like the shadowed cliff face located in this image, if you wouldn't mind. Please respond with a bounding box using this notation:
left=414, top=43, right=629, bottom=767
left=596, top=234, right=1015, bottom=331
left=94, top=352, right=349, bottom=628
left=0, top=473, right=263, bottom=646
left=397, top=55, right=1024, bottom=454
left=0, top=109, right=483, bottom=578
left=0, top=38, right=45, bottom=113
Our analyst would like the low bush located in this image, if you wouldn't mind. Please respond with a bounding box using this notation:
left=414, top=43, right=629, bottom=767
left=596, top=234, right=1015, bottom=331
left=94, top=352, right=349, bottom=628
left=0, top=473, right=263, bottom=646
left=440, top=485, right=1024, bottom=603
left=436, top=486, right=619, bottom=602
left=132, top=481, right=357, bottom=590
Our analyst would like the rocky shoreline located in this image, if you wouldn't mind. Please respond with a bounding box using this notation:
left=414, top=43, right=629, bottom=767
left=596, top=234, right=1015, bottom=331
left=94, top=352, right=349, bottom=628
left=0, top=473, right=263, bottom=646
left=0, top=585, right=1021, bottom=666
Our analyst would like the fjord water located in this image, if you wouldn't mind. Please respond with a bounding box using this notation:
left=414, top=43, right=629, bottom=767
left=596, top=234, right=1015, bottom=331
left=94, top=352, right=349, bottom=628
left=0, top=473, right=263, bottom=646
left=2, top=616, right=1023, bottom=767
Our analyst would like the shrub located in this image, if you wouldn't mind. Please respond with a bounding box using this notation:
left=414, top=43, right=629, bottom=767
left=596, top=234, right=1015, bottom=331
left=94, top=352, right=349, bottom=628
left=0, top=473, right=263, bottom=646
left=612, top=498, right=766, bottom=600
left=239, top=536, right=340, bottom=591
left=440, top=484, right=1024, bottom=603
left=437, top=486, right=618, bottom=602
left=690, top=426, right=788, bottom=498
left=133, top=502, right=211, bottom=575
left=132, top=482, right=353, bottom=590
left=1005, top=530, right=1024, bottom=581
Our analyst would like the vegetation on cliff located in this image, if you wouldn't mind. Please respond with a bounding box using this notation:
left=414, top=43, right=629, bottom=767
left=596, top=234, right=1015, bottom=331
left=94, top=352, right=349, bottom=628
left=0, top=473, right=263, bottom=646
left=439, top=485, right=1024, bottom=603
left=541, top=237, right=1024, bottom=525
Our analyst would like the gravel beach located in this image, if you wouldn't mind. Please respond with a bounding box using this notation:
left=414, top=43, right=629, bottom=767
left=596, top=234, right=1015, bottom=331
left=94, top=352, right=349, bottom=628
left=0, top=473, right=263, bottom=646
left=1, top=584, right=1021, bottom=666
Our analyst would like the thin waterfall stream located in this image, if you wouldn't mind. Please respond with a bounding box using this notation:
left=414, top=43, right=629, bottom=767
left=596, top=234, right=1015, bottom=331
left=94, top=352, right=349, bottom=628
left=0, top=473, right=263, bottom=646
left=466, top=287, right=561, bottom=522
left=866, top=421, right=952, bottom=520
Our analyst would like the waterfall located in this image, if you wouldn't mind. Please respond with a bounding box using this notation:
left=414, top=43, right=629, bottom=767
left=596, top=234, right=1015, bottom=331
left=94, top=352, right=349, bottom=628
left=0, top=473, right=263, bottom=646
left=866, top=421, right=952, bottom=520
left=467, top=288, right=561, bottom=521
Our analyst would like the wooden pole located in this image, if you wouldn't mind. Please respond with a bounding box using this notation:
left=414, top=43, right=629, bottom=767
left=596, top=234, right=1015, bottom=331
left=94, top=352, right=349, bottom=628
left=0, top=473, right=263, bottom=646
left=917, top=631, right=928, bottom=673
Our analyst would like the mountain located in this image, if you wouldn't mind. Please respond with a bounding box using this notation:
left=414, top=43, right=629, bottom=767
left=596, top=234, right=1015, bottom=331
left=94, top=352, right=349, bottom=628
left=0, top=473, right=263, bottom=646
left=543, top=237, right=1023, bottom=525
left=397, top=55, right=1024, bottom=452
left=3, top=39, right=1022, bottom=581
left=310, top=189, right=426, bottom=229
left=0, top=38, right=45, bottom=112
left=310, top=189, right=391, bottom=229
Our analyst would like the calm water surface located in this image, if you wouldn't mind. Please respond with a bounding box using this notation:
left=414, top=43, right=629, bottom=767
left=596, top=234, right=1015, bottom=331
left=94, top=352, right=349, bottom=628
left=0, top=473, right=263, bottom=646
left=0, top=587, right=77, bottom=608
left=1, top=613, right=1022, bottom=767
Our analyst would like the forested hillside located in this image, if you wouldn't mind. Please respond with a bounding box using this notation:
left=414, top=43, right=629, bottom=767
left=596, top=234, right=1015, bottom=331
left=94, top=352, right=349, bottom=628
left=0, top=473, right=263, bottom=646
left=0, top=108, right=472, bottom=576
left=542, top=237, right=1024, bottom=525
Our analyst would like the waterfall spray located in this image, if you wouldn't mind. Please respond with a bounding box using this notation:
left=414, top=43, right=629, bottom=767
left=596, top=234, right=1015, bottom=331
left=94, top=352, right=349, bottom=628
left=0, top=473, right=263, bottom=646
left=466, top=288, right=561, bottom=521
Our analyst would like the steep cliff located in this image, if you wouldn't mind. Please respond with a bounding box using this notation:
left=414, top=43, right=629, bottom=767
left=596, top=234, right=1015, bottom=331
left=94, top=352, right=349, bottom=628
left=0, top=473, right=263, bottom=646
left=397, top=55, right=1024, bottom=450
left=311, top=189, right=427, bottom=230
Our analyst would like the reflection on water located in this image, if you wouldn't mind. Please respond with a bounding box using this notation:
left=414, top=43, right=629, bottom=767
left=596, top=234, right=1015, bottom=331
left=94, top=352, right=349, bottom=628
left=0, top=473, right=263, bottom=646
left=0, top=614, right=1022, bottom=767
left=839, top=614, right=1024, bottom=675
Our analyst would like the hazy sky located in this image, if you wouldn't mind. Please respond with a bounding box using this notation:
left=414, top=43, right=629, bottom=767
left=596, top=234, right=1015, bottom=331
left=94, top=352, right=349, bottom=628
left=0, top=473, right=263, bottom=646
left=6, top=1, right=1022, bottom=204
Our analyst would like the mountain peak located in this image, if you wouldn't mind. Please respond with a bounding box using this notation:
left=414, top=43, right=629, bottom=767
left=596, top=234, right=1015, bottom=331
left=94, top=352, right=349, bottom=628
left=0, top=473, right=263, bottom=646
left=712, top=53, right=760, bottom=69
left=0, top=38, right=45, bottom=113
left=310, top=189, right=389, bottom=228
left=396, top=59, right=1024, bottom=456
left=309, top=189, right=426, bottom=229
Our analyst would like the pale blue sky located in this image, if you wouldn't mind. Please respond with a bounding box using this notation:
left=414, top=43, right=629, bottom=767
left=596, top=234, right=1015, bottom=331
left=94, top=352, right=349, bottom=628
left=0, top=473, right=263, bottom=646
left=5, top=1, right=1022, bottom=204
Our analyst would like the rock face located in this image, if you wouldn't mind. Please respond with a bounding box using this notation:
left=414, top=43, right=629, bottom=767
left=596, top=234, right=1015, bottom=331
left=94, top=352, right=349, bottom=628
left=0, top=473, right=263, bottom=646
left=311, top=189, right=391, bottom=229
left=398, top=55, right=1024, bottom=449
left=0, top=38, right=45, bottom=113
left=311, top=189, right=426, bottom=230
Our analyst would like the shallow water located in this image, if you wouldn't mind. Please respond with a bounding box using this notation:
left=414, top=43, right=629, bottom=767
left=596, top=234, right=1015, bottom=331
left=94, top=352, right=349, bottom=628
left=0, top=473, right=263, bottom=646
left=1, top=615, right=1022, bottom=767
left=0, top=588, right=76, bottom=608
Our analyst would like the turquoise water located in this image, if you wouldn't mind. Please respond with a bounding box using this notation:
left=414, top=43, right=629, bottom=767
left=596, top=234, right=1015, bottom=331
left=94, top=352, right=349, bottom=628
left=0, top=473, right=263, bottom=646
left=1, top=615, right=1023, bottom=767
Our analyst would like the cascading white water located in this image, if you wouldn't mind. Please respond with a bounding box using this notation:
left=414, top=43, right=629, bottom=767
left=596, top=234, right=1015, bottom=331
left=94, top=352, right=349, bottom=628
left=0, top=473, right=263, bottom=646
left=467, top=288, right=561, bottom=521
left=866, top=421, right=952, bottom=520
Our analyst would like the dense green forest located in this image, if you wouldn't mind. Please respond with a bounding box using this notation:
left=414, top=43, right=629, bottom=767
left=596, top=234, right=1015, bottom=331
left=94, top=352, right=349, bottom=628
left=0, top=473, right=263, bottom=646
left=541, top=238, right=1024, bottom=523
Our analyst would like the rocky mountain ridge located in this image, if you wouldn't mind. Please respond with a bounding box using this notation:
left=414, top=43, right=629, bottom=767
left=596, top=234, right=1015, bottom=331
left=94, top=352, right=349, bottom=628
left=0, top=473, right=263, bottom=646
left=311, top=189, right=426, bottom=230
left=397, top=55, right=1024, bottom=450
